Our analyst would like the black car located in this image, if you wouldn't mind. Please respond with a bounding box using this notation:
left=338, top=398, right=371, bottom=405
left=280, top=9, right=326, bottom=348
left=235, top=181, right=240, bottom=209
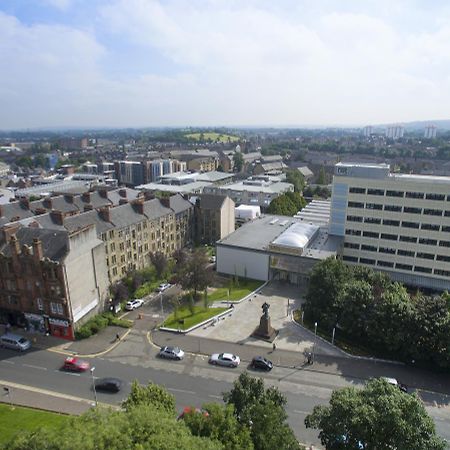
left=95, top=377, right=123, bottom=393
left=251, top=356, right=273, bottom=371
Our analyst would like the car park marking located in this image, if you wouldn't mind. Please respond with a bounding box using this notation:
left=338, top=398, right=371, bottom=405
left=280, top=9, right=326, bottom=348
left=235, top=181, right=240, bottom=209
left=22, top=364, right=47, bottom=371
left=167, top=387, right=196, bottom=395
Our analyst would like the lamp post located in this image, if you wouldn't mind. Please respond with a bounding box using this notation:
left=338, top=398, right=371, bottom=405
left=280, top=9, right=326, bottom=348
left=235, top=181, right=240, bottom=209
left=160, top=292, right=164, bottom=316
left=90, top=367, right=98, bottom=407
left=312, top=322, right=318, bottom=363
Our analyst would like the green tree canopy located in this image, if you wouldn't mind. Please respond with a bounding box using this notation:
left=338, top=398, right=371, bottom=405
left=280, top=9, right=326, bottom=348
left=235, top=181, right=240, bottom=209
left=122, top=380, right=176, bottom=414
left=233, top=152, right=244, bottom=172
left=285, top=169, right=305, bottom=192
left=223, top=373, right=301, bottom=450
left=305, top=378, right=446, bottom=450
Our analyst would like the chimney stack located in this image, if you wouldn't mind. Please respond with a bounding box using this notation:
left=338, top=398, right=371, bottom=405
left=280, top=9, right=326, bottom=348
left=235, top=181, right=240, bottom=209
left=50, top=210, right=65, bottom=225
left=64, top=194, right=74, bottom=203
left=9, top=234, right=20, bottom=256
left=119, top=189, right=127, bottom=198
left=160, top=197, right=171, bottom=208
left=119, top=199, right=128, bottom=205
left=98, top=187, right=108, bottom=198
left=84, top=204, right=94, bottom=212
left=143, top=191, right=155, bottom=201
left=32, top=238, right=43, bottom=260
left=19, top=197, right=30, bottom=209
left=99, top=206, right=111, bottom=222
left=132, top=198, right=145, bottom=215
left=82, top=192, right=91, bottom=203
left=43, top=197, right=52, bottom=209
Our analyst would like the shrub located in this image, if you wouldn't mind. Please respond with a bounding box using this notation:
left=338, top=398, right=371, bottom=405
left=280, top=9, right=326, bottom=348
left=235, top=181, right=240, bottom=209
left=75, top=326, right=92, bottom=340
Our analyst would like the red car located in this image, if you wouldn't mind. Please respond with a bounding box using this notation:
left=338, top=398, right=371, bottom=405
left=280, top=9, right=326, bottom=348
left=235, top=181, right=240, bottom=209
left=62, top=356, right=90, bottom=372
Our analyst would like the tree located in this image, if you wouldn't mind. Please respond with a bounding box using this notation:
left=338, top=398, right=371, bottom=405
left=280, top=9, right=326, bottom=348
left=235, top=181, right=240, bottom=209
left=5, top=405, right=223, bottom=450
left=150, top=251, right=168, bottom=279
left=285, top=169, right=305, bottom=192
left=305, top=378, right=446, bottom=450
left=224, top=373, right=301, bottom=450
left=183, top=403, right=254, bottom=450
left=317, top=166, right=327, bottom=185
left=122, top=380, right=176, bottom=414
left=233, top=152, right=244, bottom=172
left=111, top=281, right=129, bottom=302
left=267, top=195, right=297, bottom=216
left=175, top=248, right=213, bottom=299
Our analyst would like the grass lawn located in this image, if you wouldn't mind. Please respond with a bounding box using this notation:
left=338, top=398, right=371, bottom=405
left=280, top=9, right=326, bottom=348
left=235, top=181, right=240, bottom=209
left=185, top=132, right=239, bottom=143
left=208, top=279, right=263, bottom=303
left=162, top=306, right=229, bottom=330
left=0, top=403, right=70, bottom=445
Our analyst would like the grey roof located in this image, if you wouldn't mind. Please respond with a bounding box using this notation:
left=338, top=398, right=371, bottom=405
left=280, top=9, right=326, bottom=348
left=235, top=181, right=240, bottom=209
left=72, top=191, right=111, bottom=210
left=107, top=188, right=140, bottom=206
left=260, top=162, right=287, bottom=171
left=0, top=201, right=35, bottom=221
left=31, top=196, right=79, bottom=214
left=63, top=210, right=113, bottom=235
left=196, top=194, right=227, bottom=210
left=195, top=171, right=234, bottom=182
left=0, top=227, right=69, bottom=261
left=297, top=166, right=313, bottom=177
left=261, top=155, right=283, bottom=162
left=142, top=198, right=173, bottom=220
left=168, top=194, right=193, bottom=214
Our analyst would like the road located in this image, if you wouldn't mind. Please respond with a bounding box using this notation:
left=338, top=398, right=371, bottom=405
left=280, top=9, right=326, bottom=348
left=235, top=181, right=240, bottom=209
left=1, top=341, right=450, bottom=447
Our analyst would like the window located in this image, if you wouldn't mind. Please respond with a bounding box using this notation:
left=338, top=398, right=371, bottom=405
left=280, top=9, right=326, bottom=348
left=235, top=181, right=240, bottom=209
left=400, top=235, right=417, bottom=243
left=406, top=192, right=424, bottom=199
left=415, top=266, right=432, bottom=274
left=347, top=216, right=363, bottom=222
left=445, top=211, right=450, bottom=217
left=363, top=231, right=379, bottom=238
left=443, top=226, right=450, bottom=232
left=364, top=217, right=381, bottom=224
left=366, top=203, right=382, bottom=210
left=386, top=190, right=404, bottom=197
left=402, top=221, right=419, bottom=229
left=379, top=247, right=395, bottom=254
left=418, top=238, right=437, bottom=246
left=377, top=260, right=394, bottom=268
left=344, top=242, right=360, bottom=249
left=360, top=258, right=375, bottom=265
left=439, top=241, right=450, bottom=247
left=437, top=255, right=450, bottom=262
left=425, top=193, right=445, bottom=201
left=404, top=207, right=422, bottom=214
left=349, top=187, right=366, bottom=194
left=423, top=209, right=442, bottom=216
left=367, top=189, right=385, bottom=196
left=416, top=252, right=434, bottom=260
left=37, top=298, right=44, bottom=310
left=435, top=269, right=450, bottom=277
left=348, top=201, right=364, bottom=208
left=346, top=229, right=361, bottom=236
left=361, top=245, right=377, bottom=252
left=381, top=233, right=397, bottom=241
left=398, top=249, right=414, bottom=257
left=421, top=223, right=440, bottom=231
left=396, top=263, right=413, bottom=271
left=383, top=219, right=400, bottom=226
left=384, top=205, right=402, bottom=212
left=50, top=302, right=64, bottom=315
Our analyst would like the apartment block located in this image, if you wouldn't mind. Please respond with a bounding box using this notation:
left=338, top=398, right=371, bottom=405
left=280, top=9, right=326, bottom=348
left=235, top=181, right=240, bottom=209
left=329, top=163, right=450, bottom=291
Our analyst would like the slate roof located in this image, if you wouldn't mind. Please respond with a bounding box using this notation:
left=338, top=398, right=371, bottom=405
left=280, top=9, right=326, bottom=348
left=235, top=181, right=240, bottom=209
left=0, top=227, right=69, bottom=261
left=168, top=194, right=193, bottom=214
left=196, top=194, right=227, bottom=210
left=0, top=201, right=35, bottom=221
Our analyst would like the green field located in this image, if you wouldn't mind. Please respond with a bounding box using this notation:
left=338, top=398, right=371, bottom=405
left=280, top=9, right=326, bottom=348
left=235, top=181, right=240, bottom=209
left=162, top=306, right=229, bottom=330
left=207, top=279, right=263, bottom=303
left=0, top=404, right=70, bottom=445
left=185, top=132, right=239, bottom=143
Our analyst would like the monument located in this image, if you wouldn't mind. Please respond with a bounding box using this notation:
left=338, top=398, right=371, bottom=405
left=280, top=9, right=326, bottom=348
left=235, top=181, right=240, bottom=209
left=251, top=301, right=278, bottom=342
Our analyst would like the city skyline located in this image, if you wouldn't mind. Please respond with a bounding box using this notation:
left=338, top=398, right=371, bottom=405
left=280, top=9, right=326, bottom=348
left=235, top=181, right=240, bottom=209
left=1, top=0, right=450, bottom=130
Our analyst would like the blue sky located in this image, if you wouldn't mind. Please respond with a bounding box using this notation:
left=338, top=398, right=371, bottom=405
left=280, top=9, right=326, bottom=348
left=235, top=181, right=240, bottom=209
left=1, top=0, right=450, bottom=129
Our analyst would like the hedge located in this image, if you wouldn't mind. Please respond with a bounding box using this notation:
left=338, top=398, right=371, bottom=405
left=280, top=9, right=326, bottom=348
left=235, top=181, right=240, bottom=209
left=75, top=312, right=132, bottom=340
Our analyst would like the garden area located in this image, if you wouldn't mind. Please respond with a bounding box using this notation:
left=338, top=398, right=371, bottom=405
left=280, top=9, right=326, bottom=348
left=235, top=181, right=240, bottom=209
left=0, top=404, right=70, bottom=446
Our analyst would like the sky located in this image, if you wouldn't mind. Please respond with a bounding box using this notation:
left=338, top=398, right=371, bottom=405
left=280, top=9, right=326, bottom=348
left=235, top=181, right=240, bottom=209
left=1, top=0, right=450, bottom=130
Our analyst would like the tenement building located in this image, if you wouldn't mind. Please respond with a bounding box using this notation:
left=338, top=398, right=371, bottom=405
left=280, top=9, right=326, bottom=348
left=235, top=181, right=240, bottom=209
left=329, top=163, right=450, bottom=291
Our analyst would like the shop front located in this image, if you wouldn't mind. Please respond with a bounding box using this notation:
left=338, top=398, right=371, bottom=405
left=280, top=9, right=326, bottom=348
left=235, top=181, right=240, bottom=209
left=24, top=313, right=47, bottom=334
left=48, top=317, right=74, bottom=340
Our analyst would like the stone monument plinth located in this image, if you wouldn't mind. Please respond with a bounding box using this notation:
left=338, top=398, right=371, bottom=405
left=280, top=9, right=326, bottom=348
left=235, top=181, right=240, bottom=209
left=251, top=301, right=278, bottom=342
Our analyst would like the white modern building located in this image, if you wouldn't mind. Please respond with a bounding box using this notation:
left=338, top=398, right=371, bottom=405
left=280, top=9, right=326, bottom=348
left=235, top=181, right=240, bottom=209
left=329, top=162, right=450, bottom=291
left=385, top=125, right=404, bottom=139
left=363, top=126, right=373, bottom=137
left=424, top=124, right=437, bottom=139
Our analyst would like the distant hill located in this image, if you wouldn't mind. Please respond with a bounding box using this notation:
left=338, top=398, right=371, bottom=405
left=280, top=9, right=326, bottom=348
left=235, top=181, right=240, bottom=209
left=378, top=120, right=450, bottom=131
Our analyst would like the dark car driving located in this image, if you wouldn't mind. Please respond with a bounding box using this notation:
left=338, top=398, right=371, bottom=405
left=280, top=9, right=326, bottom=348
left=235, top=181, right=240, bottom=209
left=94, top=377, right=123, bottom=393
left=251, top=356, right=273, bottom=371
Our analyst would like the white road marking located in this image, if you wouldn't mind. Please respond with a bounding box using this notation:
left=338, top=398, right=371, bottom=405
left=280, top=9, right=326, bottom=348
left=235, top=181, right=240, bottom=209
left=23, top=364, right=47, bottom=371
left=168, top=387, right=196, bottom=395
left=293, top=409, right=310, bottom=415
left=0, top=360, right=15, bottom=365
left=208, top=394, right=222, bottom=399
left=57, top=371, right=81, bottom=377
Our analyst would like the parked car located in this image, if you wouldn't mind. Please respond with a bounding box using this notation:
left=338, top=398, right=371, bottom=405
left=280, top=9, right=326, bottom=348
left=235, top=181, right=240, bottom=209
left=157, top=283, right=171, bottom=292
left=158, top=346, right=185, bottom=360
left=209, top=256, right=216, bottom=263
left=251, top=356, right=273, bottom=371
left=94, top=377, right=123, bottom=393
left=62, top=356, right=90, bottom=372
left=0, top=333, right=31, bottom=352
left=125, top=299, right=144, bottom=311
left=382, top=377, right=408, bottom=393
left=209, top=353, right=240, bottom=368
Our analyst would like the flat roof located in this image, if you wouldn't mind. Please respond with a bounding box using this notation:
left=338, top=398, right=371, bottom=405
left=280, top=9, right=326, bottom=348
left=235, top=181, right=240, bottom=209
left=196, top=171, right=234, bottom=182
left=136, top=181, right=211, bottom=193
left=219, top=180, right=292, bottom=194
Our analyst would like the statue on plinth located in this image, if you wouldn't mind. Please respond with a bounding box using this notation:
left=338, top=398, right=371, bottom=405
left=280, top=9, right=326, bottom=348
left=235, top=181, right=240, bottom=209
left=251, top=301, right=278, bottom=342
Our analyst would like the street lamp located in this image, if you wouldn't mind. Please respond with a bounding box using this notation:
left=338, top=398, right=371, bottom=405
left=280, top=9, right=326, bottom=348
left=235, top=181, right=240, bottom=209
left=160, top=292, right=164, bottom=315
left=312, top=322, right=318, bottom=363
left=90, top=367, right=98, bottom=407
left=3, top=387, right=13, bottom=410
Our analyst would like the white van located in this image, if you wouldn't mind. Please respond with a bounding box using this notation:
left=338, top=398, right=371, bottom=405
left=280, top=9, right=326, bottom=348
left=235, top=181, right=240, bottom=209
left=0, top=333, right=31, bottom=352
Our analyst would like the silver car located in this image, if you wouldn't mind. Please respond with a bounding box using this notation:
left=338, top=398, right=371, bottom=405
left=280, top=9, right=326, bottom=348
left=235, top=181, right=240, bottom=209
left=159, top=346, right=185, bottom=360
left=125, top=299, right=144, bottom=311
left=209, top=352, right=240, bottom=368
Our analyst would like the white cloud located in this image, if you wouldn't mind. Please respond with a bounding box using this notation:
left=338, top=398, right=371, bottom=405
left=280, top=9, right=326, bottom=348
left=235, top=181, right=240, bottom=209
left=1, top=1, right=450, bottom=128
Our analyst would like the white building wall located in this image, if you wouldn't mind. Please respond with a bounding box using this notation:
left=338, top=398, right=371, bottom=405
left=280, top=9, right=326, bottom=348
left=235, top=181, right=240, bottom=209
left=216, top=246, right=269, bottom=281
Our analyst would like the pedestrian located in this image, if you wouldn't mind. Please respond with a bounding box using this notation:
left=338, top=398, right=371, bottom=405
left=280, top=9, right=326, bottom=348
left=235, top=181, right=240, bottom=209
left=116, top=333, right=120, bottom=341
left=272, top=342, right=276, bottom=351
